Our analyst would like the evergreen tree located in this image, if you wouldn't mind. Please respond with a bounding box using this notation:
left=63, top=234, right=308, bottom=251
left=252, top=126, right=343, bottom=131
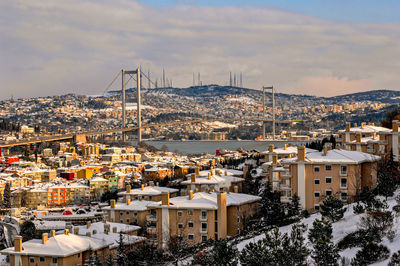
left=114, top=232, right=127, bottom=265
left=2, top=183, right=11, bottom=209
left=320, top=196, right=346, bottom=222
left=389, top=250, right=400, bottom=266
left=377, top=155, right=397, bottom=199
left=239, top=224, right=309, bottom=266
left=308, top=218, right=339, bottom=266
left=20, top=220, right=36, bottom=242
left=105, top=256, right=114, bottom=266
left=193, top=239, right=238, bottom=266
left=287, top=194, right=301, bottom=218
left=351, top=243, right=390, bottom=265
left=259, top=182, right=285, bottom=226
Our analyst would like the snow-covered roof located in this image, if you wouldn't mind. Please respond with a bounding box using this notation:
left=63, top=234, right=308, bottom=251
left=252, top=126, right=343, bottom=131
left=1, top=234, right=108, bottom=257
left=338, top=125, right=391, bottom=133
left=282, top=149, right=380, bottom=164
left=118, top=186, right=178, bottom=196
left=151, top=192, right=261, bottom=210
left=103, top=200, right=155, bottom=211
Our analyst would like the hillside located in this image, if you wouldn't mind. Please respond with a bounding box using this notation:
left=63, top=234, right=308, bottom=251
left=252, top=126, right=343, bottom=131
left=111, top=85, right=400, bottom=104
left=236, top=191, right=400, bottom=265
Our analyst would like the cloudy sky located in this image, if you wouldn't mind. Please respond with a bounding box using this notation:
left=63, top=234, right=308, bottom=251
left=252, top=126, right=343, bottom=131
left=1, top=0, right=400, bottom=99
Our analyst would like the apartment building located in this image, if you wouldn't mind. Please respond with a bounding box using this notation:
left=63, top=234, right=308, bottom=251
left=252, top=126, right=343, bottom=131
left=181, top=169, right=244, bottom=194
left=1, top=230, right=111, bottom=266
left=151, top=191, right=260, bottom=248
left=118, top=184, right=178, bottom=202
left=280, top=146, right=380, bottom=211
left=103, top=198, right=153, bottom=228
left=262, top=144, right=316, bottom=162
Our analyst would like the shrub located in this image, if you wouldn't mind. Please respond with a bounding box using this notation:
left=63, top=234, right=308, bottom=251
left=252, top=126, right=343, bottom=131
left=389, top=250, right=400, bottom=266
left=353, top=203, right=365, bottom=214
left=351, top=243, right=389, bottom=265
left=320, top=196, right=346, bottom=222
left=336, top=230, right=370, bottom=250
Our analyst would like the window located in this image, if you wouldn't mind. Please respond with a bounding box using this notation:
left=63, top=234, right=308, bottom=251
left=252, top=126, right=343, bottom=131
left=314, top=166, right=320, bottom=172
left=314, top=191, right=320, bottom=198
left=325, top=177, right=332, bottom=184
left=340, top=165, right=347, bottom=175
left=177, top=211, right=183, bottom=217
left=178, top=223, right=183, bottom=229
left=126, top=219, right=130, bottom=223
left=188, top=221, right=194, bottom=228
left=40, top=257, right=45, bottom=262
left=341, top=191, right=348, bottom=201
left=149, top=196, right=153, bottom=200
left=326, top=190, right=332, bottom=196
left=188, top=234, right=194, bottom=240
left=325, top=165, right=332, bottom=171
left=237, top=216, right=240, bottom=223
left=201, top=210, right=207, bottom=220
left=126, top=211, right=129, bottom=215
left=314, top=205, right=320, bottom=211
left=314, top=179, right=320, bottom=185
left=340, top=178, right=347, bottom=188
left=120, top=219, right=123, bottom=223
left=187, top=209, right=194, bottom=216
left=202, top=235, right=208, bottom=242
left=120, top=212, right=123, bottom=216
left=201, top=222, right=207, bottom=232
left=29, top=257, right=35, bottom=263
left=52, top=258, right=58, bottom=264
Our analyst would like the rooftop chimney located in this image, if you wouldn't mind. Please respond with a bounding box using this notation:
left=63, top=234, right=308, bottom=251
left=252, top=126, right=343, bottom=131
left=161, top=191, right=170, bottom=206
left=92, top=230, right=97, bottom=235
left=14, top=236, right=22, bottom=252
left=345, top=122, right=351, bottom=132
left=127, top=198, right=131, bottom=205
left=234, top=186, right=238, bottom=193
left=64, top=229, right=69, bottom=235
left=224, top=169, right=228, bottom=176
left=268, top=144, right=274, bottom=153
left=195, top=167, right=200, bottom=175
left=297, top=146, right=306, bottom=162
left=191, top=173, right=196, bottom=183
left=361, top=122, right=365, bottom=129
left=86, top=232, right=91, bottom=237
left=126, top=184, right=131, bottom=193
left=74, top=228, right=79, bottom=235
left=323, top=146, right=328, bottom=156
left=372, top=132, right=377, bottom=140
left=393, top=120, right=399, bottom=133
left=283, top=144, right=287, bottom=150
left=156, top=182, right=159, bottom=186
left=50, top=230, right=56, bottom=237
left=208, top=172, right=212, bottom=180
left=110, top=199, right=116, bottom=209
left=272, top=155, right=278, bottom=164
left=354, top=123, right=358, bottom=127
left=189, top=190, right=193, bottom=200
left=112, top=227, right=117, bottom=233
left=356, top=133, right=362, bottom=143
left=42, top=233, right=48, bottom=244
left=86, top=221, right=91, bottom=229
left=141, top=184, right=145, bottom=190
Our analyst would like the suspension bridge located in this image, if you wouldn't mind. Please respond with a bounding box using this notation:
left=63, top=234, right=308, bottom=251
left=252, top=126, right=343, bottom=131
left=0, top=67, right=295, bottom=149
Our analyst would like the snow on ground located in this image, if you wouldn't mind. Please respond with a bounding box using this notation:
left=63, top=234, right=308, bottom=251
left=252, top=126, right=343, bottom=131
left=236, top=190, right=400, bottom=265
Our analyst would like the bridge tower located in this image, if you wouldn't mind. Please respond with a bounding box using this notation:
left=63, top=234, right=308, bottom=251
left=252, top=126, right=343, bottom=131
left=121, top=67, right=142, bottom=143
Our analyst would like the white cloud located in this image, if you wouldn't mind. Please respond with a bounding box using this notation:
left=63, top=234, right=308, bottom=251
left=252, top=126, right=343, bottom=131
left=0, top=0, right=399, bottom=99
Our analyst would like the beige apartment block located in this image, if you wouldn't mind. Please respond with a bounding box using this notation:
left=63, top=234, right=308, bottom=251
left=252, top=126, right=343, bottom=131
left=281, top=146, right=380, bottom=212
left=151, top=191, right=260, bottom=249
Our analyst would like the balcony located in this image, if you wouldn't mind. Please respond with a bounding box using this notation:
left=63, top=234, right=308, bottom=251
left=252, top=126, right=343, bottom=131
left=146, top=214, right=157, bottom=222
left=280, top=196, right=291, bottom=203
left=280, top=172, right=291, bottom=179
left=279, top=185, right=291, bottom=191
left=146, top=227, right=157, bottom=234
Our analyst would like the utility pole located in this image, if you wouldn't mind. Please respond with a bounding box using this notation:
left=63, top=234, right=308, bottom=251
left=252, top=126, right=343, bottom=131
left=230, top=72, right=232, bottom=87
left=121, top=69, right=126, bottom=142
left=162, top=69, right=165, bottom=88
left=198, top=72, right=200, bottom=86
left=193, top=72, right=195, bottom=86
left=240, top=72, right=243, bottom=88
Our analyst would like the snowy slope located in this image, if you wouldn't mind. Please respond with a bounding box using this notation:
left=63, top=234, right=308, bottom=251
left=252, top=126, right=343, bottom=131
left=236, top=191, right=400, bottom=265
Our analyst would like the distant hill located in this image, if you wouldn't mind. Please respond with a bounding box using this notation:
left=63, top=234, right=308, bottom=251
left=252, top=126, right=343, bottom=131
left=110, top=85, right=400, bottom=104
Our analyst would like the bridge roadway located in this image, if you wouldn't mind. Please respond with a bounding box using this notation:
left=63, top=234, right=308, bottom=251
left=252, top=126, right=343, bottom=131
left=0, top=117, right=299, bottom=148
